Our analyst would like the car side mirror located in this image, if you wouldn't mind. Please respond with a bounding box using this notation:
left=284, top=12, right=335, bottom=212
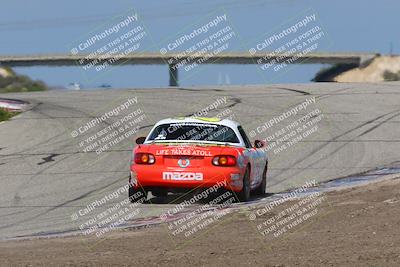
left=254, top=140, right=265, bottom=148
left=135, top=137, right=146, bottom=144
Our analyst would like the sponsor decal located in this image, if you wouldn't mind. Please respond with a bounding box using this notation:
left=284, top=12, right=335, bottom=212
left=178, top=158, right=190, bottom=168
left=193, top=117, right=221, bottom=122
left=163, top=172, right=203, bottom=181
left=155, top=149, right=212, bottom=156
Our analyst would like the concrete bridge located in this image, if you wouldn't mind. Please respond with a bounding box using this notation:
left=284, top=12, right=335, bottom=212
left=0, top=52, right=379, bottom=86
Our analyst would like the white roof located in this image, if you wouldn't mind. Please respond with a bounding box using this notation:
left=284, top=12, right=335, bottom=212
left=154, top=117, right=240, bottom=128
left=145, top=117, right=245, bottom=147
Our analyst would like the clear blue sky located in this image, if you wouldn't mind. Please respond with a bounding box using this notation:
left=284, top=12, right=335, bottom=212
left=0, top=0, right=398, bottom=88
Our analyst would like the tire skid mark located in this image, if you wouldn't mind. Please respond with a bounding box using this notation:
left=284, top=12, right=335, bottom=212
left=0, top=175, right=126, bottom=231
left=184, top=96, right=241, bottom=117
left=177, top=87, right=224, bottom=92
left=358, top=111, right=400, bottom=137
left=37, top=153, right=60, bottom=165
left=8, top=100, right=115, bottom=156
left=270, top=86, right=311, bottom=95
left=3, top=122, right=152, bottom=224
left=270, top=109, right=400, bottom=188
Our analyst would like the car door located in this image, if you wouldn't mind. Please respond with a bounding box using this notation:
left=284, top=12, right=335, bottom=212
left=237, top=126, right=264, bottom=188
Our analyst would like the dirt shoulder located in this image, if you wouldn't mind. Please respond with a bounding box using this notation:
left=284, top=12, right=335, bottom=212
left=1, top=178, right=400, bottom=267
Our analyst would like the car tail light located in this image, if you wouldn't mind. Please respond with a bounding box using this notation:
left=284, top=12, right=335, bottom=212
left=212, top=155, right=236, bottom=166
left=134, top=153, right=155, bottom=164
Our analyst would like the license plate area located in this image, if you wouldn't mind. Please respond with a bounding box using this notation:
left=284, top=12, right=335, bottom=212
left=163, top=156, right=204, bottom=168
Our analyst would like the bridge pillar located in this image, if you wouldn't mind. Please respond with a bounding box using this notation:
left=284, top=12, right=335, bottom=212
left=168, top=63, right=179, bottom=87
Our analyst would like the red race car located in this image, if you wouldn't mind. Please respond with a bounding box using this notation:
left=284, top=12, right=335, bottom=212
left=129, top=117, right=268, bottom=202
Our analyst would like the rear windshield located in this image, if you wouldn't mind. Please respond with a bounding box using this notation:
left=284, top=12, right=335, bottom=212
left=147, top=123, right=240, bottom=143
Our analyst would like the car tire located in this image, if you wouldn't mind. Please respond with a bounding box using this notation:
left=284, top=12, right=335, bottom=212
left=255, top=162, right=268, bottom=195
left=237, top=167, right=251, bottom=202
left=129, top=185, right=147, bottom=203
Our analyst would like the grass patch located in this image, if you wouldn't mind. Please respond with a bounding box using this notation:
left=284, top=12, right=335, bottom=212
left=383, top=70, right=400, bottom=81
left=0, top=67, right=48, bottom=93
left=0, top=108, right=17, bottom=122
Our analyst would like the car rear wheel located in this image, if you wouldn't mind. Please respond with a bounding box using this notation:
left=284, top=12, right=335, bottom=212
left=129, top=185, right=147, bottom=203
left=255, top=162, right=268, bottom=195
left=237, top=167, right=251, bottom=202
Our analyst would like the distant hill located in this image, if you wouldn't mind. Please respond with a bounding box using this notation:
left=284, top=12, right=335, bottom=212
left=0, top=67, right=48, bottom=93
left=313, top=56, right=400, bottom=82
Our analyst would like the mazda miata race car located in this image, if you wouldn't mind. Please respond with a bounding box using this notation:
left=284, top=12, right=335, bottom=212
left=129, top=117, right=268, bottom=202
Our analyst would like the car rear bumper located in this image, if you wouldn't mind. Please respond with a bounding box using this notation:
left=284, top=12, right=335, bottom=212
left=130, top=165, right=244, bottom=192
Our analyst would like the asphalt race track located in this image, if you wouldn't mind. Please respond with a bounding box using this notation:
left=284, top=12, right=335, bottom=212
left=0, top=82, right=399, bottom=240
